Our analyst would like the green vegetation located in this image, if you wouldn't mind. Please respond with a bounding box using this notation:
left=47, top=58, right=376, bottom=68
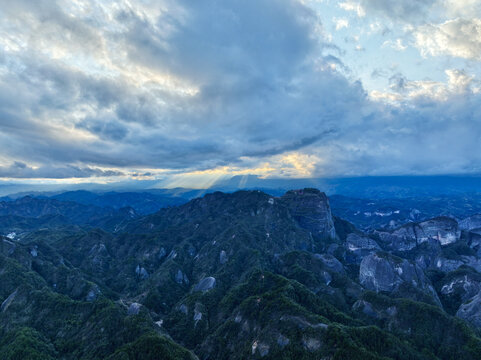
left=106, top=334, right=195, bottom=360
left=2, top=190, right=481, bottom=359
left=0, top=327, right=57, bottom=360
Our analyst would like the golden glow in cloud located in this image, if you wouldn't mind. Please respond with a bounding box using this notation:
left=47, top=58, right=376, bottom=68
left=157, top=152, right=322, bottom=189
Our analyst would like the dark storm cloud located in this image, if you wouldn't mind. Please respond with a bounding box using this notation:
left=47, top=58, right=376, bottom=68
left=0, top=0, right=366, bottom=174
left=0, top=162, right=124, bottom=179
left=122, top=0, right=316, bottom=85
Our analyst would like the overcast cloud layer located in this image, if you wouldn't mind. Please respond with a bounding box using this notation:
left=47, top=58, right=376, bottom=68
left=0, top=0, right=480, bottom=182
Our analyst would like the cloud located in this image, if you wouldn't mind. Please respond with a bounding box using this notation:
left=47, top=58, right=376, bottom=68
left=372, top=69, right=479, bottom=101
left=0, top=0, right=367, bottom=174
left=334, top=18, right=349, bottom=30
left=382, top=39, right=408, bottom=51
left=360, top=0, right=437, bottom=22
left=314, top=91, right=481, bottom=176
left=330, top=68, right=481, bottom=176
left=356, top=0, right=481, bottom=60
left=443, top=0, right=481, bottom=19
left=339, top=1, right=366, bottom=17
left=0, top=0, right=480, bottom=181
left=121, top=0, right=317, bottom=84
left=0, top=162, right=124, bottom=179
left=414, top=18, right=481, bottom=59
left=0, top=0, right=104, bottom=58
left=359, top=0, right=436, bottom=22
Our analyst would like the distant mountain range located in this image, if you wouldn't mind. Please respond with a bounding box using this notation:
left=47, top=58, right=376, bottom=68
left=184, top=174, right=481, bottom=197
left=3, top=174, right=481, bottom=199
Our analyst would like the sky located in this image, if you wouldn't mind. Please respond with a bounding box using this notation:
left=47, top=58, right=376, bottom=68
left=0, top=0, right=480, bottom=188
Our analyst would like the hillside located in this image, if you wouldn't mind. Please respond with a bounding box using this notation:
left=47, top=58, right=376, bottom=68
left=1, top=189, right=481, bottom=359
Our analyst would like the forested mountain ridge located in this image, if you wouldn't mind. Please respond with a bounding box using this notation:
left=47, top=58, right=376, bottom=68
left=1, top=189, right=481, bottom=359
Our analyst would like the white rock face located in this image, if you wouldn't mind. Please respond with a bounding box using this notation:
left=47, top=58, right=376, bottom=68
left=320, top=270, right=332, bottom=286
left=345, top=233, right=381, bottom=264
left=353, top=300, right=379, bottom=318
left=346, top=233, right=381, bottom=250
left=219, top=250, right=228, bottom=264
left=360, top=252, right=439, bottom=304
left=86, top=285, right=101, bottom=302
left=251, top=341, right=257, bottom=355
left=441, top=274, right=481, bottom=303
left=462, top=256, right=481, bottom=273
left=277, top=334, right=290, bottom=347
left=302, top=337, right=321, bottom=351
left=175, top=270, right=183, bottom=284
left=376, top=231, right=417, bottom=251
left=193, top=309, right=202, bottom=322
left=1, top=289, right=18, bottom=312
left=175, top=270, right=189, bottom=284
left=135, top=265, right=149, bottom=280
left=459, top=214, right=481, bottom=231
left=194, top=277, right=216, bottom=292
left=314, top=253, right=344, bottom=274
left=158, top=247, right=167, bottom=259
left=415, top=218, right=460, bottom=245
left=252, top=341, right=269, bottom=357
left=457, top=291, right=481, bottom=328
left=435, top=258, right=464, bottom=273
left=385, top=217, right=460, bottom=249
left=127, top=302, right=142, bottom=315
left=155, top=320, right=164, bottom=327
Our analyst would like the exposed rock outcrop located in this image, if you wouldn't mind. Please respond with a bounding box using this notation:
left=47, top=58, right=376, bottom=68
left=219, top=250, right=228, bottom=264
left=175, top=269, right=189, bottom=285
left=344, top=233, right=381, bottom=264
left=277, top=334, right=290, bottom=348
left=85, top=284, right=101, bottom=302
left=376, top=231, right=417, bottom=252
left=457, top=291, right=481, bottom=328
left=379, top=217, right=460, bottom=252
left=135, top=265, right=149, bottom=280
left=128, top=302, right=142, bottom=315
left=194, top=277, right=216, bottom=292
left=282, top=189, right=336, bottom=239
left=313, top=253, right=345, bottom=274
left=459, top=214, right=481, bottom=232
left=416, top=217, right=460, bottom=245
left=360, top=252, right=440, bottom=304
left=1, top=289, right=18, bottom=312
left=468, top=229, right=481, bottom=257
left=440, top=272, right=481, bottom=305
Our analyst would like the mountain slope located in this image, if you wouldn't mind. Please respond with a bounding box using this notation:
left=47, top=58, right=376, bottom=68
left=1, top=189, right=481, bottom=359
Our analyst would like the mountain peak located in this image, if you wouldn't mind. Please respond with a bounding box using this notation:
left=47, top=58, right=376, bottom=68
left=281, top=188, right=336, bottom=239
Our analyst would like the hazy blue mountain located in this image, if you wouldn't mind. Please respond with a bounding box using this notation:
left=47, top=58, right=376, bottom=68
left=210, top=175, right=481, bottom=199
left=329, top=194, right=481, bottom=231
left=51, top=190, right=188, bottom=215
left=4, top=175, right=481, bottom=201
